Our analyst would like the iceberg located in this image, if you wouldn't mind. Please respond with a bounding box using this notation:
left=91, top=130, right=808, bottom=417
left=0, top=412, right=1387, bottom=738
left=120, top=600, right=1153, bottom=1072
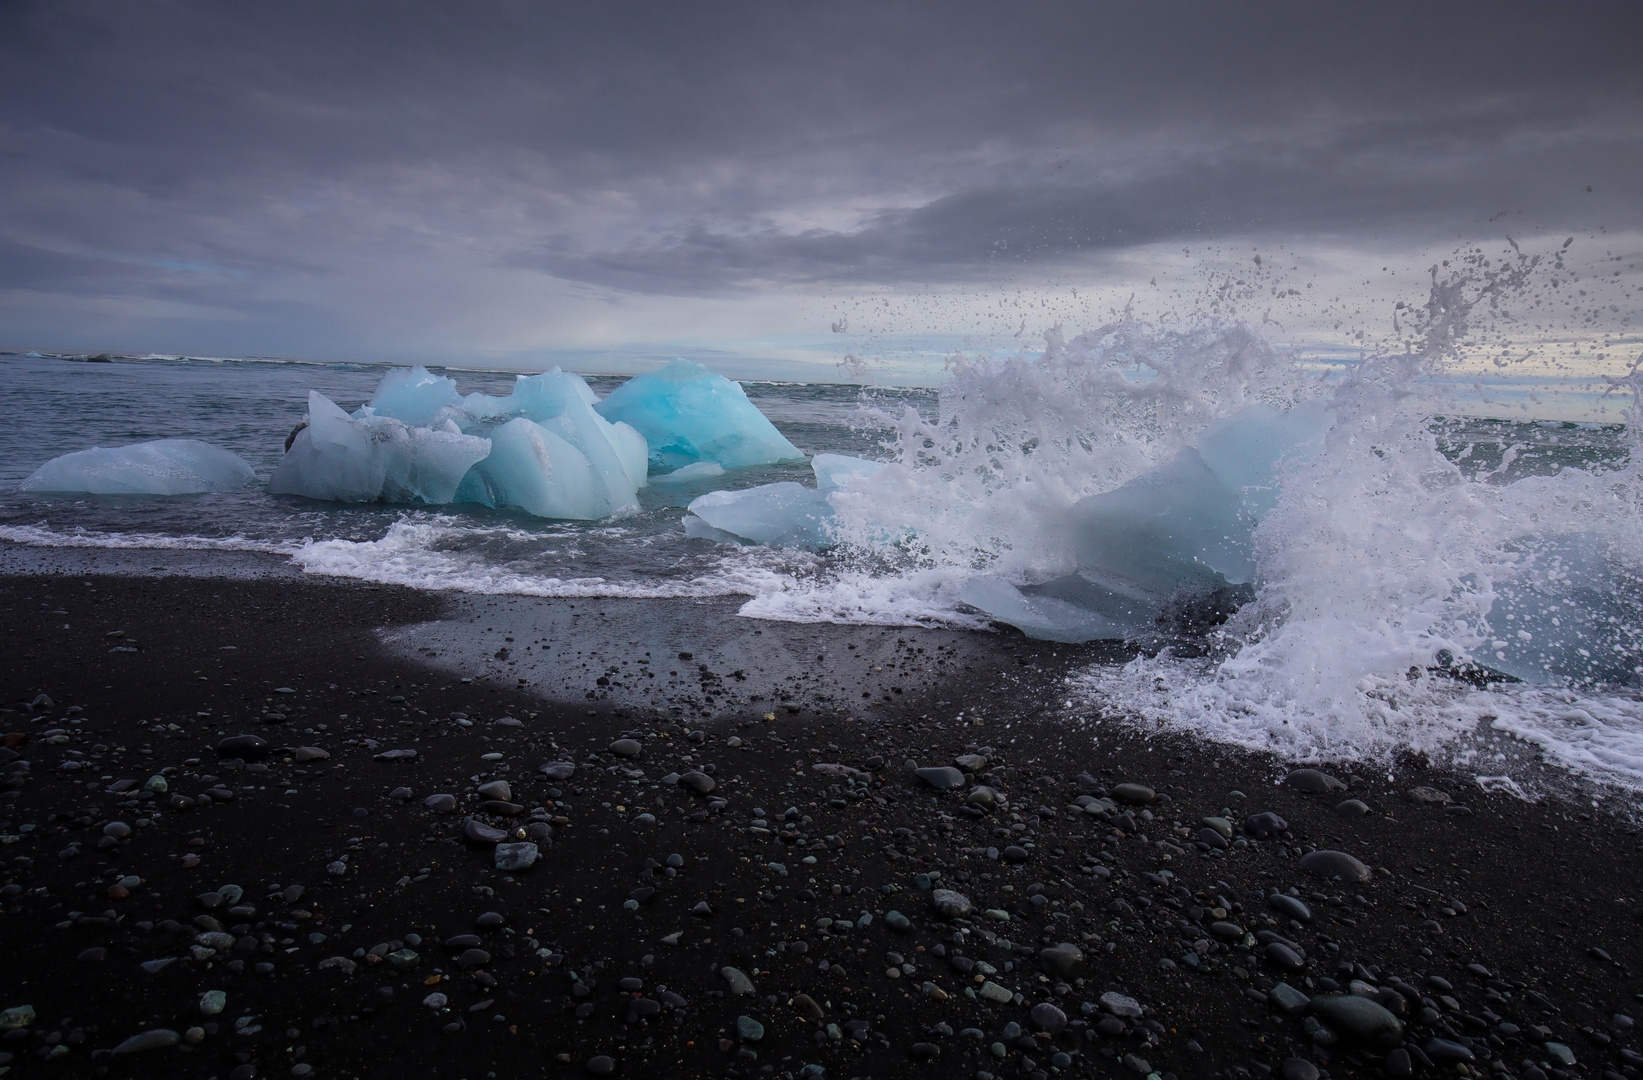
left=272, top=367, right=648, bottom=520
left=270, top=391, right=492, bottom=505
left=960, top=403, right=1333, bottom=641
left=594, top=359, right=805, bottom=470
left=682, top=454, right=883, bottom=547
left=19, top=439, right=259, bottom=495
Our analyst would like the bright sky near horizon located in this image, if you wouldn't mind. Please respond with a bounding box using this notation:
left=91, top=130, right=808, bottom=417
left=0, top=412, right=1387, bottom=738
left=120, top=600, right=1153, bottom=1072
left=1, top=2, right=1639, bottom=392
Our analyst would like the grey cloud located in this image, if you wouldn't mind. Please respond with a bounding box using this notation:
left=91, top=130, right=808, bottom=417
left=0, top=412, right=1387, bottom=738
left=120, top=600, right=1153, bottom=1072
left=0, top=0, right=1639, bottom=352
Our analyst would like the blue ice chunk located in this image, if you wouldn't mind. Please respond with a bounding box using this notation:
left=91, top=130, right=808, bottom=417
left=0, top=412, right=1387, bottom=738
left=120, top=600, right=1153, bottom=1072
left=651, top=461, right=726, bottom=485
left=685, top=482, right=832, bottom=547
left=458, top=417, right=629, bottom=520
left=364, top=366, right=463, bottom=427
left=681, top=454, right=884, bottom=547
left=269, top=391, right=492, bottom=504
left=19, top=439, right=259, bottom=495
left=594, top=359, right=804, bottom=470
left=964, top=404, right=1333, bottom=642
left=813, top=453, right=883, bottom=492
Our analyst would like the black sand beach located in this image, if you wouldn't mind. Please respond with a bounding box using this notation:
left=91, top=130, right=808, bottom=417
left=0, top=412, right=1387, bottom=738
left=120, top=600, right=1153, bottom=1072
left=3, top=569, right=1642, bottom=1080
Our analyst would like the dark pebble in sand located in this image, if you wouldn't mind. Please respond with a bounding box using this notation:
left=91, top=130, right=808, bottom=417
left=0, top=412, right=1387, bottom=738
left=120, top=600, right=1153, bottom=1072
left=1112, top=783, right=1155, bottom=804
left=1335, top=799, right=1371, bottom=817
left=1268, top=893, right=1312, bottom=922
left=462, top=820, right=508, bottom=846
left=915, top=766, right=966, bottom=789
left=1285, top=769, right=1346, bottom=794
left=1298, top=849, right=1372, bottom=883
left=1280, top=1057, right=1320, bottom=1080
left=215, top=735, right=269, bottom=762
left=1039, top=942, right=1085, bottom=979
left=540, top=761, right=576, bottom=781
left=388, top=787, right=412, bottom=800
left=1384, top=1048, right=1414, bottom=1076
left=1244, top=811, right=1289, bottom=838
left=609, top=739, right=642, bottom=758
left=1002, top=844, right=1029, bottom=863
left=424, top=794, right=456, bottom=812
left=1031, top=1002, right=1068, bottom=1035
left=586, top=1055, right=616, bottom=1075
left=1266, top=942, right=1307, bottom=970
left=475, top=912, right=505, bottom=929
left=679, top=771, right=715, bottom=794
left=1310, top=994, right=1404, bottom=1047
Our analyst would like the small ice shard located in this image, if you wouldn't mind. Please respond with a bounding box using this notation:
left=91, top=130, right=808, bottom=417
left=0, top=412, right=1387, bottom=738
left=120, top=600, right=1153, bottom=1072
left=681, top=454, right=883, bottom=547
left=19, top=439, right=259, bottom=495
left=595, top=359, right=804, bottom=470
left=651, top=461, right=726, bottom=485
left=270, top=391, right=492, bottom=505
left=685, top=482, right=833, bottom=547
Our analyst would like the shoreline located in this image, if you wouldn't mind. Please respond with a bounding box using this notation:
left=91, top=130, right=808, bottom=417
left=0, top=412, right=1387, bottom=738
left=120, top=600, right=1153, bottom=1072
left=1, top=570, right=1641, bottom=1080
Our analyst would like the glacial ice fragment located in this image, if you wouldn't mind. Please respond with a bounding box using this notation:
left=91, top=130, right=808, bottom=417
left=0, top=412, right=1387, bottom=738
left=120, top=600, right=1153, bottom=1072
left=269, top=391, right=492, bottom=505
left=595, top=359, right=804, bottom=470
left=456, top=416, right=637, bottom=520
left=961, top=403, right=1333, bottom=642
left=274, top=366, right=649, bottom=519
left=682, top=454, right=883, bottom=547
left=19, top=439, right=259, bottom=495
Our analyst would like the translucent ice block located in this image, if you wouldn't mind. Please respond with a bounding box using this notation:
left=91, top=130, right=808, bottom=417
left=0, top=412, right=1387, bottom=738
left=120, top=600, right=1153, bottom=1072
left=19, top=439, right=259, bottom=495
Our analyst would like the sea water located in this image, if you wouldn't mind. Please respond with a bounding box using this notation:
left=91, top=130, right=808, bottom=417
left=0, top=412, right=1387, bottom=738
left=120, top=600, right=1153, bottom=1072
left=4, top=248, right=1642, bottom=796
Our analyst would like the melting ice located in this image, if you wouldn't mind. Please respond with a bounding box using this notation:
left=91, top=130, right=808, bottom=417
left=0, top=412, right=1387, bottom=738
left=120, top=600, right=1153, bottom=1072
left=20, top=439, right=259, bottom=495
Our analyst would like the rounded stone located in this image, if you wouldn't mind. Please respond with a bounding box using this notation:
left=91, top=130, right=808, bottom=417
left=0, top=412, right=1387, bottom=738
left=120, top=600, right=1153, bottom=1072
left=215, top=735, right=269, bottom=762
left=609, top=739, right=642, bottom=758
left=462, top=819, right=508, bottom=846
left=1310, top=994, right=1404, bottom=1048
left=1030, top=1001, right=1068, bottom=1035
left=736, top=1015, right=765, bottom=1041
left=586, top=1055, right=616, bottom=1075
left=1268, top=893, right=1313, bottom=923
left=1040, top=942, right=1085, bottom=979
left=113, top=1028, right=181, bottom=1054
left=1244, top=811, right=1289, bottom=838
left=1335, top=799, right=1372, bottom=817
left=1112, top=783, right=1156, bottom=804
left=1280, top=1057, right=1321, bottom=1080
left=1285, top=769, right=1346, bottom=794
left=1297, top=849, right=1372, bottom=883
left=914, top=766, right=966, bottom=789
left=931, top=889, right=974, bottom=918
left=423, top=794, right=457, bottom=812
left=199, top=989, right=227, bottom=1015
left=678, top=771, right=716, bottom=795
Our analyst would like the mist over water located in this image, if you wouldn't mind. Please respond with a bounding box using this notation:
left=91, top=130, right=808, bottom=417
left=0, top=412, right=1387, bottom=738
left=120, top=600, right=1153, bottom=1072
left=5, top=239, right=1643, bottom=792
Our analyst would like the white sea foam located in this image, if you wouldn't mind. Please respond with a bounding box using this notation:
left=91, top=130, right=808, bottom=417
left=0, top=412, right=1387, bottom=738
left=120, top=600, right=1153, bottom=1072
left=0, top=523, right=299, bottom=554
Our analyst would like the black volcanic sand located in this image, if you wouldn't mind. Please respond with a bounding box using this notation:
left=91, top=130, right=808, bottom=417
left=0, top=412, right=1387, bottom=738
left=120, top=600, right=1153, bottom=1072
left=2, top=572, right=1643, bottom=1080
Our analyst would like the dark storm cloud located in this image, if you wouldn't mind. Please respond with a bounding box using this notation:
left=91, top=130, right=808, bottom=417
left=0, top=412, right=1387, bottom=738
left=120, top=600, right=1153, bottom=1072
left=0, top=0, right=1639, bottom=344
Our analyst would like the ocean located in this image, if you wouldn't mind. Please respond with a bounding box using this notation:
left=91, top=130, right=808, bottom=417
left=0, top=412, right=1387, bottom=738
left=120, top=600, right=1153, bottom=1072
left=5, top=319, right=1643, bottom=799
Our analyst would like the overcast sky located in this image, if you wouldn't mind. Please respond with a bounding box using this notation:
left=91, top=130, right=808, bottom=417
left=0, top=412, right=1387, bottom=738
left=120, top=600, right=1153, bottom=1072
left=1, top=0, right=1638, bottom=381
